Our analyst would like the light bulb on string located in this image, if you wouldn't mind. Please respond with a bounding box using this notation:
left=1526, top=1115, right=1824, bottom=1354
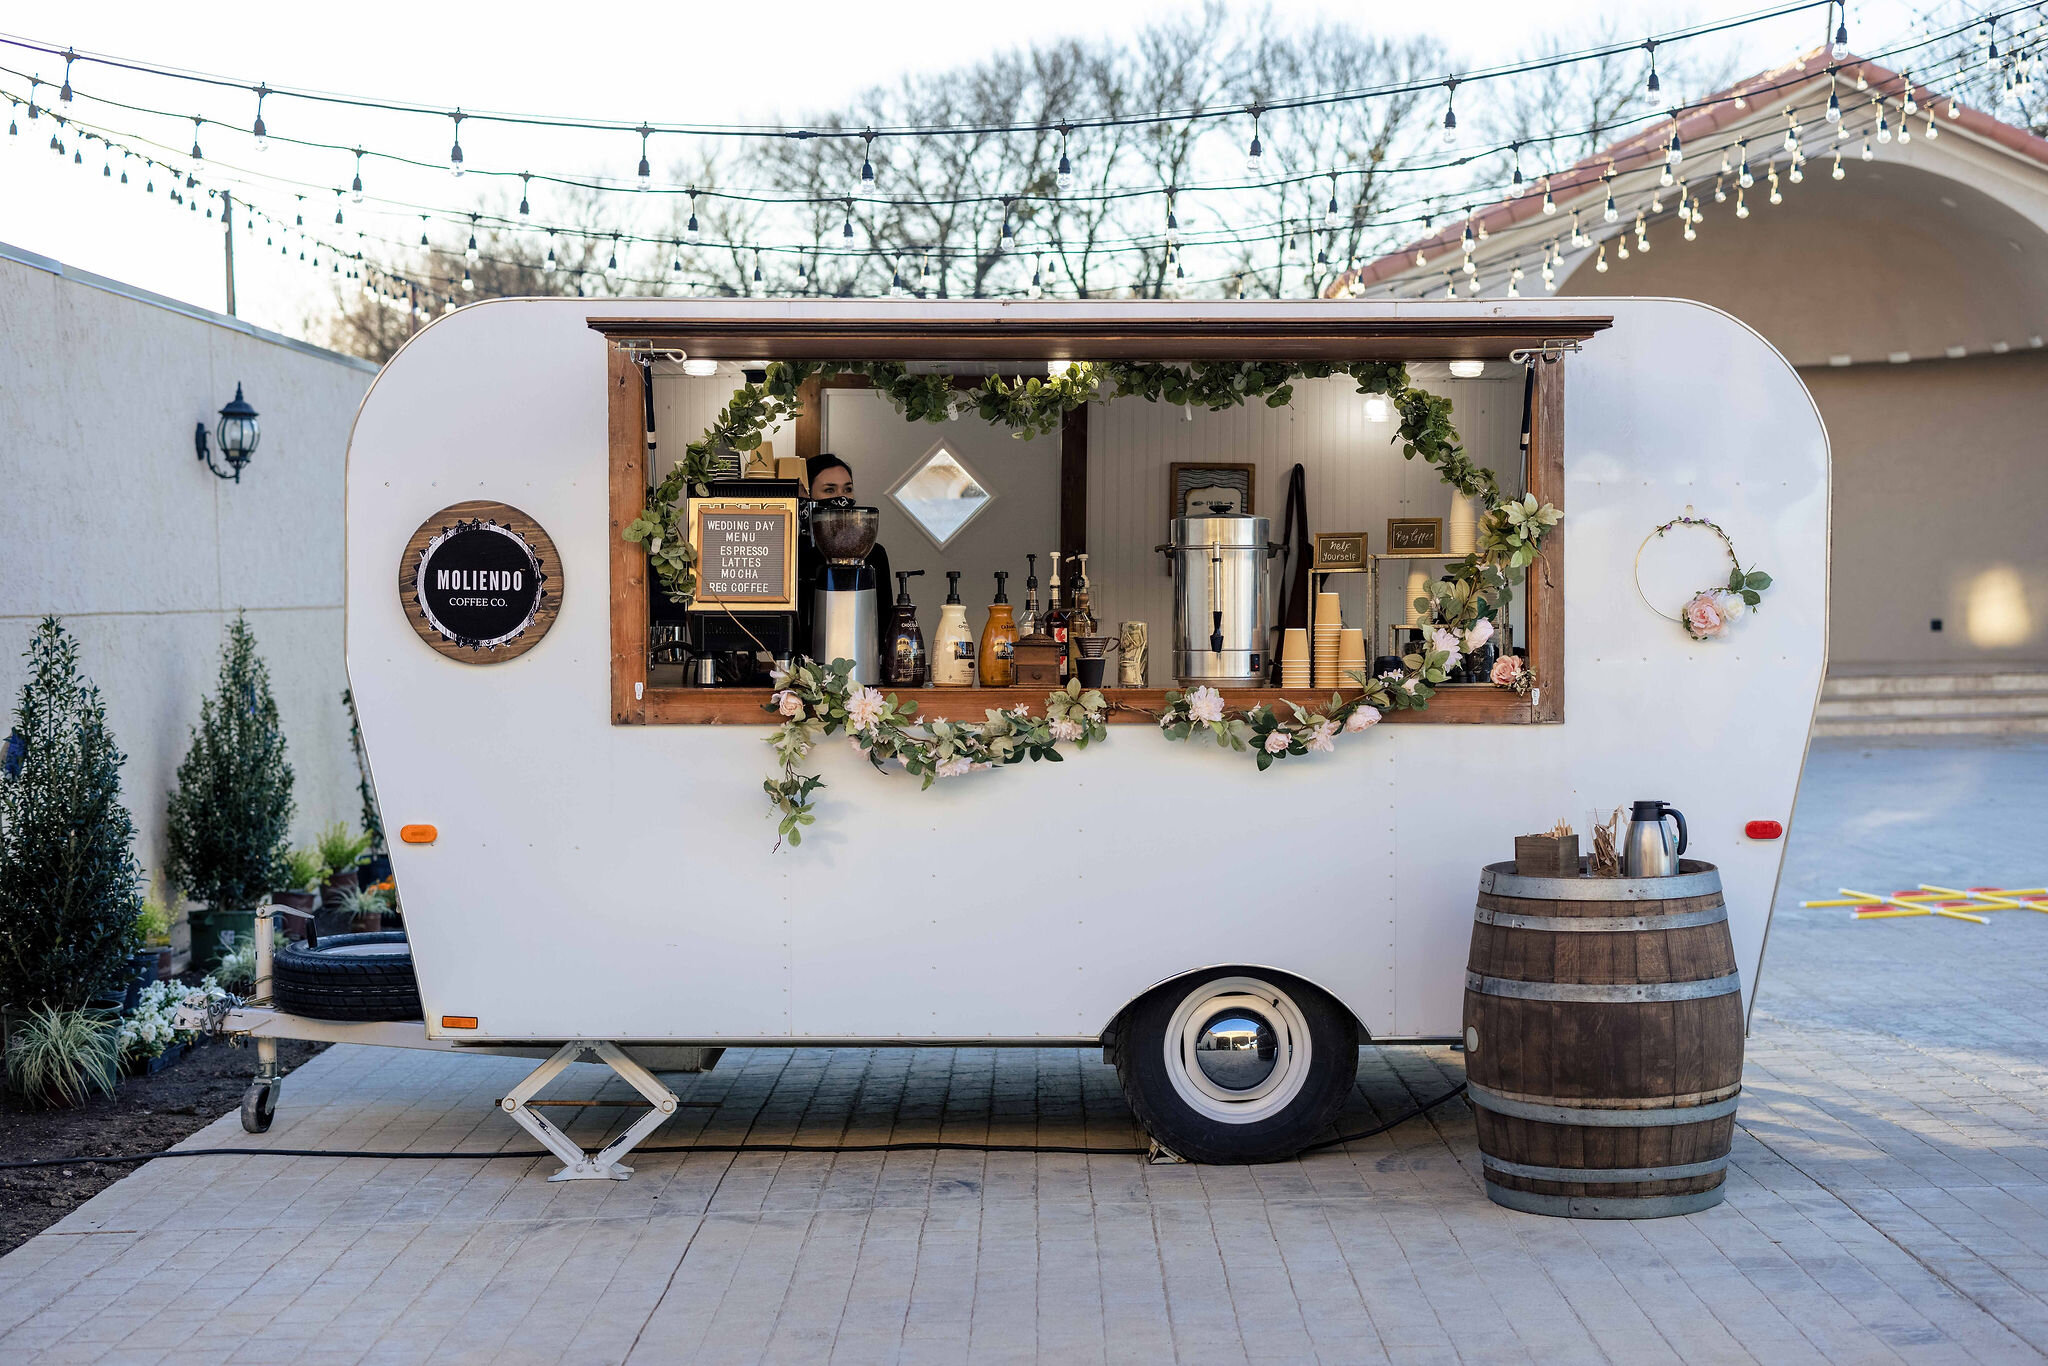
left=466, top=217, right=479, bottom=262
left=1897, top=114, right=1911, bottom=145
left=1325, top=175, right=1342, bottom=228
left=1055, top=125, right=1073, bottom=194
left=607, top=235, right=620, bottom=274
left=843, top=202, right=856, bottom=241
left=1442, top=272, right=1456, bottom=299
left=637, top=125, right=652, bottom=191
left=1245, top=107, right=1264, bottom=174
left=546, top=233, right=557, bottom=266
left=999, top=202, right=1015, bottom=252
left=1924, top=111, right=1938, bottom=140
left=1541, top=178, right=1555, bottom=214
left=1861, top=135, right=1873, bottom=161
left=419, top=215, right=429, bottom=247
left=859, top=131, right=876, bottom=188
left=58, top=50, right=74, bottom=108
left=1875, top=101, right=1890, bottom=142
left=1683, top=201, right=1698, bottom=242
left=1768, top=166, right=1782, bottom=204
left=1947, top=96, right=1960, bottom=119
left=1827, top=73, right=1841, bottom=122
left=1029, top=260, right=1043, bottom=298
left=519, top=173, right=531, bottom=216
left=253, top=86, right=269, bottom=149
left=1902, top=77, right=1918, bottom=116
left=1616, top=238, right=1629, bottom=261
left=333, top=189, right=343, bottom=225
left=1440, top=78, right=1458, bottom=144
left=753, top=254, right=765, bottom=292
left=671, top=243, right=682, bottom=276
left=1509, top=143, right=1524, bottom=197
left=686, top=191, right=701, bottom=243
left=1603, top=177, right=1618, bottom=223
left=1570, top=211, right=1587, bottom=247
left=189, top=117, right=202, bottom=162
left=462, top=267, right=474, bottom=293
left=1832, top=5, right=1849, bottom=60
left=1644, top=39, right=1660, bottom=95
left=1738, top=140, right=1753, bottom=187
left=1783, top=108, right=1799, bottom=151
left=1712, top=174, right=1727, bottom=203
left=449, top=111, right=465, bottom=177
left=1832, top=151, right=1845, bottom=179
left=1166, top=194, right=1180, bottom=244
left=350, top=149, right=364, bottom=202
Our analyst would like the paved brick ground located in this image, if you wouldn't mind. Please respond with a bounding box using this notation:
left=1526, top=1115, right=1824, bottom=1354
left=5, top=737, right=2048, bottom=1364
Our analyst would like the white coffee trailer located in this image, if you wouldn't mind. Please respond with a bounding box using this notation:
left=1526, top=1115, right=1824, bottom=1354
left=235, top=298, right=1827, bottom=1172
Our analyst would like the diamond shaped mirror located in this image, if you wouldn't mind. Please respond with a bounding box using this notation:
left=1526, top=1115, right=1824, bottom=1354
left=888, top=440, right=995, bottom=550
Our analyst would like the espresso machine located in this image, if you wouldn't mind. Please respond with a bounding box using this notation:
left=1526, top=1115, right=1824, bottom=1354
left=810, top=499, right=881, bottom=683
left=1160, top=511, right=1277, bottom=686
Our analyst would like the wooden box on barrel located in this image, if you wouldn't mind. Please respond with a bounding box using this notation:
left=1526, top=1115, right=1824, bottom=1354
left=1463, top=859, right=1742, bottom=1218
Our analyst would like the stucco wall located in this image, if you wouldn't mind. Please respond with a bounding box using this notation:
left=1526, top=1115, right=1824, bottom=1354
left=1801, top=353, right=2048, bottom=666
left=0, top=244, right=377, bottom=895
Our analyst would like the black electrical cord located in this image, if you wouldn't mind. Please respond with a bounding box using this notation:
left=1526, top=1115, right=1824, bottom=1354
left=0, top=1082, right=1467, bottom=1171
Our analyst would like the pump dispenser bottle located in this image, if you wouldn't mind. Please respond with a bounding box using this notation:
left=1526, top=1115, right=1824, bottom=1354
left=884, top=569, right=927, bottom=688
left=1017, top=554, right=1041, bottom=638
left=979, top=571, right=1018, bottom=687
left=932, top=571, right=977, bottom=687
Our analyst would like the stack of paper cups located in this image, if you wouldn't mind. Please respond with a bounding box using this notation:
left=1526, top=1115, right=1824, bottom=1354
left=1447, top=493, right=1479, bottom=555
left=1312, top=594, right=1343, bottom=689
left=1404, top=566, right=1430, bottom=626
left=1280, top=628, right=1311, bottom=688
left=1337, top=628, right=1366, bottom=687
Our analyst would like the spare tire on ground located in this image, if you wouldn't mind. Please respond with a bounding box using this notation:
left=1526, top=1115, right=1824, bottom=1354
left=272, top=931, right=422, bottom=1022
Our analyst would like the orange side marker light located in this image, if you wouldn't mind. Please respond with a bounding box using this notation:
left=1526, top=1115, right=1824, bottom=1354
left=442, top=1016, right=478, bottom=1030
left=399, top=824, right=438, bottom=844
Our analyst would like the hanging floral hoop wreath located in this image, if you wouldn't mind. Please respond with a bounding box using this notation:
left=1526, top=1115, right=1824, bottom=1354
left=1635, top=513, right=1773, bottom=641
left=633, top=359, right=1562, bottom=848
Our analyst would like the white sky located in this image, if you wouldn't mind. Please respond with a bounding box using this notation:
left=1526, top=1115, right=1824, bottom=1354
left=0, top=0, right=1924, bottom=342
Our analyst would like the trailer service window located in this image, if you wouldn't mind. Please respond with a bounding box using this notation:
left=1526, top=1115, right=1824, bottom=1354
left=596, top=315, right=1602, bottom=727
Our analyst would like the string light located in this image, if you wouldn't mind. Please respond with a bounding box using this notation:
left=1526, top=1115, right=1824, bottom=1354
left=1056, top=124, right=1073, bottom=194
left=1541, top=177, right=1555, bottom=214
left=686, top=191, right=700, bottom=243
left=1000, top=199, right=1016, bottom=252
left=519, top=173, right=530, bottom=216
left=636, top=125, right=652, bottom=191
left=350, top=148, right=364, bottom=203
left=1644, top=39, right=1661, bottom=95
left=858, top=130, right=876, bottom=188
left=1736, top=187, right=1750, bottom=218
left=1832, top=149, right=1845, bottom=178
left=1862, top=134, right=1874, bottom=160
left=1509, top=143, right=1524, bottom=196
left=1602, top=170, right=1618, bottom=222
left=58, top=48, right=73, bottom=107
left=465, top=215, right=479, bottom=262
left=1768, top=165, right=1783, bottom=203
left=1440, top=78, right=1458, bottom=144
left=1325, top=175, right=1342, bottom=228
left=1594, top=243, right=1608, bottom=272
left=1738, top=140, right=1754, bottom=187
left=449, top=111, right=465, bottom=176
left=1245, top=106, right=1265, bottom=174
left=1833, top=3, right=1850, bottom=60
left=252, top=85, right=268, bottom=150
left=189, top=115, right=201, bottom=162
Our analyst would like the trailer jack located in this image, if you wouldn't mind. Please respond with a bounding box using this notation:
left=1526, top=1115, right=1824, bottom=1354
left=500, top=1041, right=679, bottom=1181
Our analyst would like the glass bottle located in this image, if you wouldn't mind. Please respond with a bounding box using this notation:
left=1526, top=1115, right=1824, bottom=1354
left=1043, top=547, right=1070, bottom=683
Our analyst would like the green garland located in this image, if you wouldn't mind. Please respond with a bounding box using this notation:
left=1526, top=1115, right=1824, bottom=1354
left=626, top=358, right=1561, bottom=845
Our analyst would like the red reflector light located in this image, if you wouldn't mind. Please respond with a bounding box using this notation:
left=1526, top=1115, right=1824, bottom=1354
left=1745, top=820, right=1783, bottom=840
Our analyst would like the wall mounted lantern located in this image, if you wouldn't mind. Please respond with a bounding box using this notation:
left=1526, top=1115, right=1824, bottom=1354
left=195, top=383, right=261, bottom=481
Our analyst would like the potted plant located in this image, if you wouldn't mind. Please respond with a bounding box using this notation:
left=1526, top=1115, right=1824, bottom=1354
left=0, top=618, right=146, bottom=1058
left=132, top=888, right=175, bottom=989
left=336, top=883, right=392, bottom=933
left=271, top=846, right=324, bottom=943
left=315, top=822, right=373, bottom=935
left=165, top=616, right=294, bottom=975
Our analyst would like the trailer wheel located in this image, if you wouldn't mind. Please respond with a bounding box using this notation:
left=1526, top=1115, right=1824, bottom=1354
left=241, top=1078, right=279, bottom=1133
left=1114, top=972, right=1358, bottom=1164
left=271, top=932, right=423, bottom=1022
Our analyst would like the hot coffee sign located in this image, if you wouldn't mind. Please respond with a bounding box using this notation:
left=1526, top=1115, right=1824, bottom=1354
left=400, top=501, right=562, bottom=662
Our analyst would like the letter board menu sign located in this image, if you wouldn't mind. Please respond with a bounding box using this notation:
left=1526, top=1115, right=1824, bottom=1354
left=688, top=498, right=798, bottom=611
left=399, top=501, right=562, bottom=663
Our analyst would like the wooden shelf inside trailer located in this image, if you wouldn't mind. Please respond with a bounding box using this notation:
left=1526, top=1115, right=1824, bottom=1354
left=638, top=684, right=1535, bottom=726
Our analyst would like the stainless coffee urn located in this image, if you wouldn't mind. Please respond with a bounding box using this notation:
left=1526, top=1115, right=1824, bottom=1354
left=1161, top=513, right=1275, bottom=687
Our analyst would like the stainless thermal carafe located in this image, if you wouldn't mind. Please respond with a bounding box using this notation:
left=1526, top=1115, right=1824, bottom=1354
left=1623, top=800, right=1689, bottom=877
left=1163, top=514, right=1273, bottom=686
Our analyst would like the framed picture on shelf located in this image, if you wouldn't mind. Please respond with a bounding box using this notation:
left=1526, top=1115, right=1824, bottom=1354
left=1169, top=462, right=1256, bottom=518
left=1313, top=531, right=1368, bottom=572
left=1386, top=516, right=1444, bottom=554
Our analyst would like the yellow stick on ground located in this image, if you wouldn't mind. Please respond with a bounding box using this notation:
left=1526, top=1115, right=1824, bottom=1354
left=1920, top=884, right=2048, bottom=913
left=1838, top=889, right=1891, bottom=904
left=1803, top=898, right=1879, bottom=908
left=1933, top=908, right=1991, bottom=925
left=1854, top=908, right=1932, bottom=919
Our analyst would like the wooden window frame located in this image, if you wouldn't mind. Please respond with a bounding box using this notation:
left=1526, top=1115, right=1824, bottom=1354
left=598, top=316, right=1598, bottom=728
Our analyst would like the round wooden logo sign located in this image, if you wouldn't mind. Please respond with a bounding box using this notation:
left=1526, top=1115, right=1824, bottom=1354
left=399, top=501, right=561, bottom=662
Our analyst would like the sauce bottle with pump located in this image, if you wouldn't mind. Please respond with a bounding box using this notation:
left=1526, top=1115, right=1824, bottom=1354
left=979, top=571, right=1018, bottom=687
left=932, top=571, right=978, bottom=687
left=1017, top=554, right=1041, bottom=638
left=884, top=570, right=927, bottom=688
left=1043, top=549, right=1071, bottom=683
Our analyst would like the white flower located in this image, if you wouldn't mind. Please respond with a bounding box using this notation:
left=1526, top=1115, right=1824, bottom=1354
left=936, top=756, right=972, bottom=778
left=1009, top=704, right=1034, bottom=720
left=1305, top=720, right=1338, bottom=753
left=1345, top=705, right=1382, bottom=732
left=1717, top=590, right=1747, bottom=621
left=1432, top=628, right=1463, bottom=672
left=1463, top=618, right=1495, bottom=653
left=775, top=690, right=805, bottom=718
left=1402, top=677, right=1421, bottom=695
left=1263, top=730, right=1290, bottom=754
left=845, top=686, right=889, bottom=733
left=1186, top=686, right=1226, bottom=724
left=1049, top=718, right=1083, bottom=742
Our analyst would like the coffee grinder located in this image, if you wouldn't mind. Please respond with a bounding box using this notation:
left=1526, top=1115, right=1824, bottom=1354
left=809, top=498, right=881, bottom=683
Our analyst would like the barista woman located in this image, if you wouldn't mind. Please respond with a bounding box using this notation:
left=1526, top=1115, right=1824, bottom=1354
left=798, top=454, right=893, bottom=665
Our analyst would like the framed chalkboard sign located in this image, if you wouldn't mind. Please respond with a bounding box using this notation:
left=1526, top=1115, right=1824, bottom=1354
left=687, top=498, right=798, bottom=612
left=399, top=501, right=561, bottom=663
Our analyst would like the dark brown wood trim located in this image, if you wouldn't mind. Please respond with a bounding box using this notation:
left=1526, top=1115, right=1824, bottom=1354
left=608, top=347, right=647, bottom=725
left=793, top=374, right=822, bottom=463
left=640, top=684, right=1531, bottom=727
left=590, top=315, right=1613, bottom=361
left=1060, top=404, right=1088, bottom=571
left=1525, top=356, right=1566, bottom=724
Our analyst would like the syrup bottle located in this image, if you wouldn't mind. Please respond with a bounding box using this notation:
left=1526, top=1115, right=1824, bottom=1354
left=1043, top=548, right=1071, bottom=683
left=884, top=570, right=927, bottom=688
left=931, top=571, right=978, bottom=687
left=1017, top=554, right=1041, bottom=638
left=979, top=571, right=1018, bottom=687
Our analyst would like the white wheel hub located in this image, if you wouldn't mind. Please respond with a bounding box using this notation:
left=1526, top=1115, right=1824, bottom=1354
left=1163, top=975, right=1312, bottom=1125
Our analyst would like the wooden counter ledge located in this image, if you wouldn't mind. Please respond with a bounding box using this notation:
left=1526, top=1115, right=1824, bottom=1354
left=637, top=684, right=1537, bottom=726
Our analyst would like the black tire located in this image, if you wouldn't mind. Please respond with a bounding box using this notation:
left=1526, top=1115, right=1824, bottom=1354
left=241, top=1079, right=278, bottom=1133
left=1114, top=970, right=1358, bottom=1164
left=272, top=931, right=423, bottom=1022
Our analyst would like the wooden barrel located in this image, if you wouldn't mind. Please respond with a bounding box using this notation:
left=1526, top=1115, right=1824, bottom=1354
left=1463, top=859, right=1742, bottom=1218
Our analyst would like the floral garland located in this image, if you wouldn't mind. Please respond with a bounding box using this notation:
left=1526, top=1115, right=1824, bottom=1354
left=1638, top=515, right=1773, bottom=641
left=764, top=661, right=1109, bottom=847
left=629, top=359, right=1563, bottom=844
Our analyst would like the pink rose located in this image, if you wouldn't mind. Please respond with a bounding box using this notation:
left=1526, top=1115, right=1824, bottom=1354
left=1263, top=730, right=1290, bottom=754
left=775, top=690, right=805, bottom=718
left=1345, top=705, right=1381, bottom=731
left=1185, top=686, right=1225, bottom=724
left=1490, top=655, right=1522, bottom=687
left=1683, top=592, right=1727, bottom=640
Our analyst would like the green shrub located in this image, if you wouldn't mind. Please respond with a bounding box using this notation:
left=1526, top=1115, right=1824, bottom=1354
left=165, top=615, right=294, bottom=912
left=7, top=1004, right=120, bottom=1108
left=279, top=847, right=325, bottom=892
left=213, top=934, right=257, bottom=994
left=135, top=888, right=173, bottom=947
left=0, top=618, right=143, bottom=1013
left=314, top=822, right=372, bottom=880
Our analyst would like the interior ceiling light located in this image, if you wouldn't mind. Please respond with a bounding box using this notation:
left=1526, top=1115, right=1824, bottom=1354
left=681, top=358, right=720, bottom=377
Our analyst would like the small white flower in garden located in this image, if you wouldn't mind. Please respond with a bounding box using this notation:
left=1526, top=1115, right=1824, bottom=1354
left=936, top=756, right=972, bottom=778
left=1049, top=718, right=1083, bottom=742
left=1263, top=730, right=1290, bottom=754
left=1346, top=705, right=1382, bottom=731
left=1305, top=720, right=1338, bottom=753
left=775, top=690, right=805, bottom=718
left=1463, top=618, right=1495, bottom=653
left=845, top=686, right=889, bottom=732
left=1186, top=686, right=1226, bottom=724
